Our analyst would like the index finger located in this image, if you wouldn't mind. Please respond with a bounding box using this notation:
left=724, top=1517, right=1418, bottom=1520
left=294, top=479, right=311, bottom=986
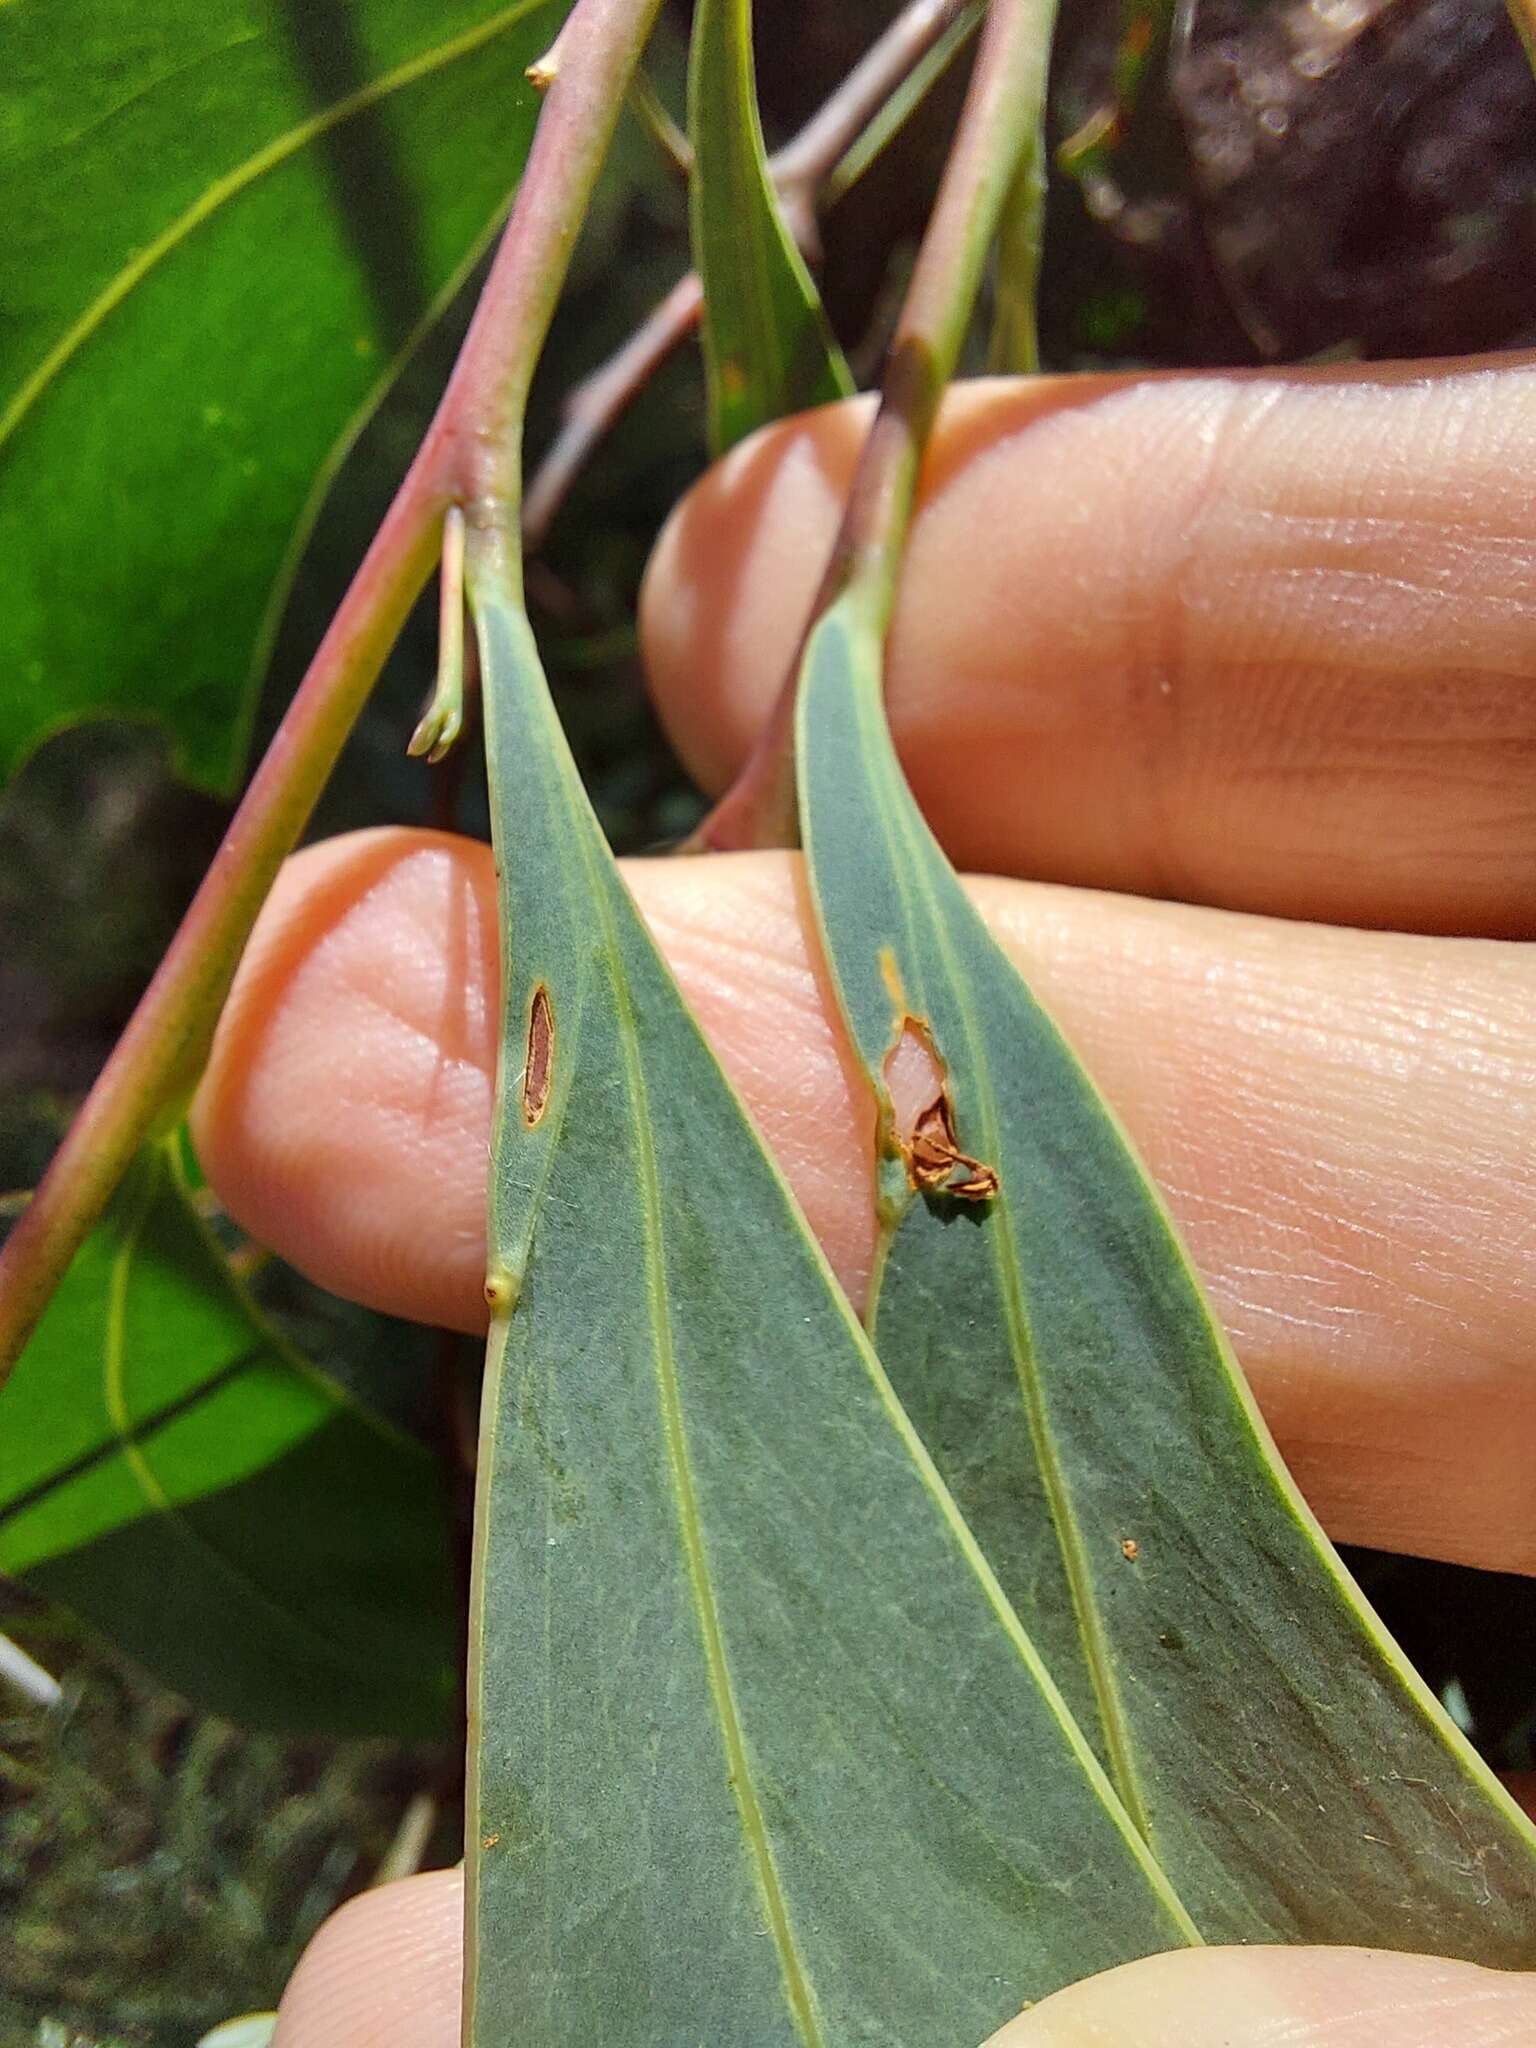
left=640, top=358, right=1536, bottom=935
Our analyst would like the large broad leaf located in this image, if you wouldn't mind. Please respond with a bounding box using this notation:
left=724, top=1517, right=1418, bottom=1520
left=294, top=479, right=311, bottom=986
left=0, top=1142, right=455, bottom=1737
left=687, top=0, right=853, bottom=454
left=0, top=0, right=566, bottom=793
left=793, top=588, right=1536, bottom=1961
left=463, top=580, right=1197, bottom=2047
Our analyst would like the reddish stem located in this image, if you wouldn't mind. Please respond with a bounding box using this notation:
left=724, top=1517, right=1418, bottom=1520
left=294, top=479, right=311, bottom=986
left=0, top=0, right=663, bottom=1379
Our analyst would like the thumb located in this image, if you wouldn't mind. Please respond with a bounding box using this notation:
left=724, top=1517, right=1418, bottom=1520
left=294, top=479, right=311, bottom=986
left=987, top=1944, right=1536, bottom=2046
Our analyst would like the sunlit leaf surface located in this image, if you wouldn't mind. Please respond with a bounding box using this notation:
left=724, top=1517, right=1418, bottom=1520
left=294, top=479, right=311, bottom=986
left=0, top=1143, right=455, bottom=1737
left=0, top=0, right=566, bottom=791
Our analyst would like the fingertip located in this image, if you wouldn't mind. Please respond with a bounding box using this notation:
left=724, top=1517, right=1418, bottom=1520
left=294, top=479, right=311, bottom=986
left=192, top=826, right=499, bottom=1334
left=194, top=834, right=878, bottom=1330
left=639, top=397, right=871, bottom=795
left=273, top=1867, right=462, bottom=2048
left=641, top=362, right=1536, bottom=931
left=986, top=1944, right=1536, bottom=2047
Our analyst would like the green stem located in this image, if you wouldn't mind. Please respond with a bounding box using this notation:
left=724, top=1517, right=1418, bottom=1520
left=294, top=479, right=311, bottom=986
left=987, top=111, right=1047, bottom=375
left=0, top=0, right=664, bottom=1384
left=697, top=0, right=1060, bottom=851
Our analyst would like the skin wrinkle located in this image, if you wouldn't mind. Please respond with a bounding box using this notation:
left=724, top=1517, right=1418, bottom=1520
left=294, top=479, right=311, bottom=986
left=642, top=363, right=1536, bottom=931
left=193, top=831, right=1536, bottom=1575
left=1153, top=380, right=1288, bottom=907
left=256, top=363, right=1536, bottom=2043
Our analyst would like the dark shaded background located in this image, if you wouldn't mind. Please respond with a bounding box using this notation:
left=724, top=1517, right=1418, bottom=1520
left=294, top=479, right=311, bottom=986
left=3, top=2, right=1535, bottom=2038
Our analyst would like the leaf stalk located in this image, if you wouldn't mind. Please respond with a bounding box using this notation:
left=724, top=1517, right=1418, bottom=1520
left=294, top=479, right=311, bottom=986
left=410, top=503, right=469, bottom=763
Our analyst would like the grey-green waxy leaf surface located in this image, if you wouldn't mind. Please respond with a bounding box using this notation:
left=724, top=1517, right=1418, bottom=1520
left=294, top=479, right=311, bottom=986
left=0, top=1143, right=455, bottom=1737
left=464, top=579, right=1197, bottom=2048
left=794, top=590, right=1536, bottom=1963
left=0, top=0, right=565, bottom=793
left=687, top=0, right=853, bottom=455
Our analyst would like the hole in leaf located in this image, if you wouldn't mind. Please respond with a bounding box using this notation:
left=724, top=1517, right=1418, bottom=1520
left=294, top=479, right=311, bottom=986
left=523, top=984, right=554, bottom=1127
left=882, top=1014, right=998, bottom=1203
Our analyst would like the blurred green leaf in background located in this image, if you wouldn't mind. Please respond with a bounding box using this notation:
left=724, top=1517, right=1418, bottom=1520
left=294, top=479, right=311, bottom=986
left=0, top=1142, right=456, bottom=1738
left=0, top=0, right=567, bottom=793
left=687, top=0, right=852, bottom=451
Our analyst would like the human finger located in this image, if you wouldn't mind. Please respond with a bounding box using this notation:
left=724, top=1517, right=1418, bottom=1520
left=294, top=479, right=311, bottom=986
left=192, top=827, right=1536, bottom=1573
left=271, top=1868, right=460, bottom=2048
left=986, top=1943, right=1536, bottom=2046
left=268, top=1872, right=1536, bottom=2048
left=641, top=359, right=1536, bottom=934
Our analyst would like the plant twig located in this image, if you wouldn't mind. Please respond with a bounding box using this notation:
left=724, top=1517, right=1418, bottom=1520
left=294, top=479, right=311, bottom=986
left=521, top=0, right=981, bottom=550
left=372, top=1791, right=441, bottom=1887
left=822, top=1, right=984, bottom=206
left=628, top=67, right=694, bottom=182
left=697, top=0, right=1059, bottom=850
left=771, top=0, right=978, bottom=225
left=987, top=109, right=1048, bottom=374
left=0, top=0, right=664, bottom=1381
left=524, top=272, right=704, bottom=548
left=0, top=1630, right=62, bottom=1711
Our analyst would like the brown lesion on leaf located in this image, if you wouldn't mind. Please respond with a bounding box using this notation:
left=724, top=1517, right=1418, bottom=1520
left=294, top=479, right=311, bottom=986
left=1121, top=1537, right=1140, bottom=1562
left=522, top=983, right=554, bottom=1127
left=881, top=1004, right=999, bottom=1205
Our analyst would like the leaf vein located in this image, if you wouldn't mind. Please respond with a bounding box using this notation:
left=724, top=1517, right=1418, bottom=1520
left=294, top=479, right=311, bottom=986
left=0, top=0, right=549, bottom=452
left=570, top=811, right=826, bottom=2048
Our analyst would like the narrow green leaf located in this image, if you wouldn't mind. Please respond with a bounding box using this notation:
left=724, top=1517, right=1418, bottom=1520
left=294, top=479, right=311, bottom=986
left=0, top=1144, right=455, bottom=1738
left=987, top=118, right=1048, bottom=373
left=0, top=0, right=567, bottom=793
left=794, top=592, right=1536, bottom=1961
left=464, top=577, right=1197, bottom=2046
left=822, top=4, right=985, bottom=209
left=687, top=0, right=853, bottom=454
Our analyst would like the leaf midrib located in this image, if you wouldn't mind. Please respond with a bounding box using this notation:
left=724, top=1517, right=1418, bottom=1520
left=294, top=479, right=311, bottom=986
left=833, top=659, right=1155, bottom=1845
left=561, top=767, right=825, bottom=2048
left=0, top=0, right=549, bottom=451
